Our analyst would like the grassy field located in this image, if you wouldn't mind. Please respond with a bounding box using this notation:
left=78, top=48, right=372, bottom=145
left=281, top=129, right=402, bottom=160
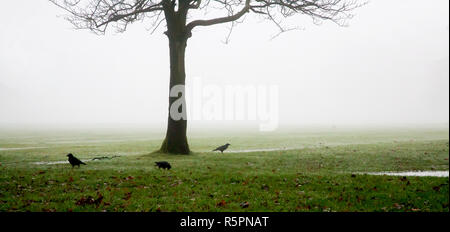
left=0, top=127, right=448, bottom=212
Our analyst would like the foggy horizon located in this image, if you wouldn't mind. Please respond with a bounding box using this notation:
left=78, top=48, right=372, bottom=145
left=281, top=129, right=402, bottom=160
left=1, top=0, right=449, bottom=131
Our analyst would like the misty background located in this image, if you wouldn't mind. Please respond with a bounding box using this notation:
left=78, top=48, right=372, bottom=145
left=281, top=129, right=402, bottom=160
left=0, top=0, right=448, bottom=131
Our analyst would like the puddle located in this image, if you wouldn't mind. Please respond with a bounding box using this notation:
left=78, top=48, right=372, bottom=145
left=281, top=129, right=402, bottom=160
left=208, top=147, right=300, bottom=153
left=46, top=138, right=150, bottom=144
left=361, top=171, right=449, bottom=177
left=228, top=148, right=299, bottom=153
left=32, top=154, right=128, bottom=165
left=0, top=147, right=48, bottom=151
left=33, top=160, right=91, bottom=165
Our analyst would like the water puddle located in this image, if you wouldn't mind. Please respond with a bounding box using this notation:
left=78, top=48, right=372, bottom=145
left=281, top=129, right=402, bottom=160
left=0, top=147, right=48, bottom=151
left=209, top=147, right=300, bottom=153
left=33, top=154, right=125, bottom=165
left=33, top=160, right=91, bottom=165
left=47, top=138, right=150, bottom=144
left=362, top=171, right=449, bottom=177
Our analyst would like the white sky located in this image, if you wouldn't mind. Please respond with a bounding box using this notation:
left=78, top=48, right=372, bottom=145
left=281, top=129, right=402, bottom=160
left=0, top=0, right=448, bottom=129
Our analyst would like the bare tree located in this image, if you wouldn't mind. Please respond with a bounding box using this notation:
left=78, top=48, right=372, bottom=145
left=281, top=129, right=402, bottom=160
left=49, top=0, right=364, bottom=154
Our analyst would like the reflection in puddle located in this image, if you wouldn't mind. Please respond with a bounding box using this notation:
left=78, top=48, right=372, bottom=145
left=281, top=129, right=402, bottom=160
left=362, top=171, right=449, bottom=177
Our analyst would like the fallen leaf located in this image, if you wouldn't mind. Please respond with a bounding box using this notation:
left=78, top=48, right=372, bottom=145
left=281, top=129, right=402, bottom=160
left=393, top=203, right=403, bottom=209
left=94, top=192, right=103, bottom=205
left=123, top=192, right=132, bottom=200
left=76, top=196, right=95, bottom=206
left=240, top=202, right=250, bottom=208
left=216, top=200, right=226, bottom=207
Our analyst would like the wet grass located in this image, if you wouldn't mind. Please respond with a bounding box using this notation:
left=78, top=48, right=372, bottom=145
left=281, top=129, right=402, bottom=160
left=0, top=128, right=448, bottom=212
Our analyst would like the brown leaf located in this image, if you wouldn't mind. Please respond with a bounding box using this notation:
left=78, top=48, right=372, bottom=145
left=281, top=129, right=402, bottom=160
left=432, top=186, right=441, bottom=192
left=94, top=192, right=103, bottom=205
left=393, top=203, right=403, bottom=209
left=216, top=200, right=226, bottom=207
left=76, top=196, right=95, bottom=206
left=123, top=192, right=132, bottom=200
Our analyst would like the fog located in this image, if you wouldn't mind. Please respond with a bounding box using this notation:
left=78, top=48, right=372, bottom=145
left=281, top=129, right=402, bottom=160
left=0, top=0, right=448, bottom=131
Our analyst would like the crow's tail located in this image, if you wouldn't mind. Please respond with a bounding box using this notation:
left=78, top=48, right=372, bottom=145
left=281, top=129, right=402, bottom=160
left=81, top=161, right=87, bottom=165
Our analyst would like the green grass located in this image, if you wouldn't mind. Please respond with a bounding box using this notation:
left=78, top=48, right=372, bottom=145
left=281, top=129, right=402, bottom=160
left=0, top=128, right=448, bottom=212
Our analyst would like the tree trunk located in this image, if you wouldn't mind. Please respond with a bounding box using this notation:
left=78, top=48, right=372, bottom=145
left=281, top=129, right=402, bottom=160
left=159, top=36, right=190, bottom=154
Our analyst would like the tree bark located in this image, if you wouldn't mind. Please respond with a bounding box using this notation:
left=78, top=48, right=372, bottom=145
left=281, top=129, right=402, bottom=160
left=159, top=33, right=190, bottom=154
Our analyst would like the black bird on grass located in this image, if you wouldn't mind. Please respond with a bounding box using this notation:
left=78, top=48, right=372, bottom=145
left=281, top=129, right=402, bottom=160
left=213, top=143, right=230, bottom=153
left=67, top=153, right=86, bottom=168
left=155, top=161, right=171, bottom=170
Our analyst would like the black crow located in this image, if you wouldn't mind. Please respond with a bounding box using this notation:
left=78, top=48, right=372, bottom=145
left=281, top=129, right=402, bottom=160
left=67, top=153, right=86, bottom=167
left=155, top=161, right=171, bottom=170
left=213, top=143, right=230, bottom=153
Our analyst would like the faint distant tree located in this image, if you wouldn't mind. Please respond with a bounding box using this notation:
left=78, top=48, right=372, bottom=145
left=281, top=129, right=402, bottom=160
left=50, top=0, right=364, bottom=154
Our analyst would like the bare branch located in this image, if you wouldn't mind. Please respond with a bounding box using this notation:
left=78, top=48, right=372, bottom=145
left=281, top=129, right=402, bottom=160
left=184, top=0, right=365, bottom=40
left=49, top=0, right=365, bottom=37
left=49, top=0, right=165, bottom=34
left=186, top=0, right=251, bottom=32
